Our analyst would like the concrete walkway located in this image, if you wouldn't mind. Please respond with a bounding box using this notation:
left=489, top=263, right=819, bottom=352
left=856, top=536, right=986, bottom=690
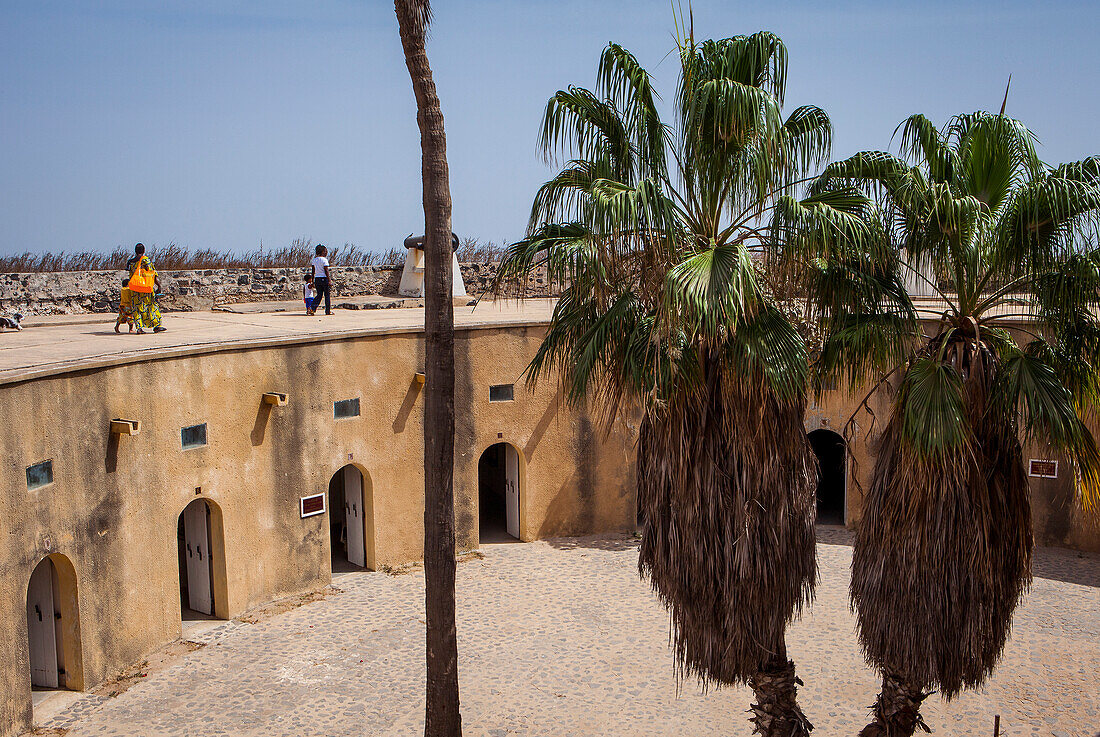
left=0, top=299, right=555, bottom=385
left=29, top=533, right=1100, bottom=737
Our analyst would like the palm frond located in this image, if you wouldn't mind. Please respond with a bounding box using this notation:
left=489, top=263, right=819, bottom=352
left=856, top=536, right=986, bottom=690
left=897, top=113, right=956, bottom=183
left=899, top=357, right=971, bottom=455
left=598, top=42, right=669, bottom=181
left=663, top=241, right=761, bottom=341
left=809, top=150, right=911, bottom=197
left=1051, top=156, right=1100, bottom=185
left=994, top=341, right=1100, bottom=510
left=726, top=304, right=808, bottom=402
left=776, top=105, right=832, bottom=184
left=996, top=176, right=1100, bottom=266
left=539, top=86, right=633, bottom=179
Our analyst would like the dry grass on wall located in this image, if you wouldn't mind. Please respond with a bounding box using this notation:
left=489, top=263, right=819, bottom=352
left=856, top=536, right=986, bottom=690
left=0, top=239, right=407, bottom=273
left=0, top=237, right=516, bottom=273
left=454, top=237, right=509, bottom=263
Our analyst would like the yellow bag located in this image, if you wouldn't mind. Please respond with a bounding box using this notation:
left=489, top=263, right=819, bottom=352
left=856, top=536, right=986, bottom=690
left=128, top=257, right=155, bottom=293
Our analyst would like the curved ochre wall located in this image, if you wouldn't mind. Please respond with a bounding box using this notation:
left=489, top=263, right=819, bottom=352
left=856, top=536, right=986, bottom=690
left=2, top=320, right=1096, bottom=736
left=0, top=324, right=637, bottom=736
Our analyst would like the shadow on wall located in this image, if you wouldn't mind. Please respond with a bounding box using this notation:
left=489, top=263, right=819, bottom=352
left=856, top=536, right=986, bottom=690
left=1034, top=472, right=1075, bottom=546
left=104, top=433, right=119, bottom=473
left=391, top=379, right=423, bottom=434
left=523, top=385, right=563, bottom=461
left=251, top=401, right=272, bottom=446
left=537, top=416, right=634, bottom=542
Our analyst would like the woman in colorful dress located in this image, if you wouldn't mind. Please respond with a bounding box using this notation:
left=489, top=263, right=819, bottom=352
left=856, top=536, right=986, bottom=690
left=126, top=243, right=165, bottom=334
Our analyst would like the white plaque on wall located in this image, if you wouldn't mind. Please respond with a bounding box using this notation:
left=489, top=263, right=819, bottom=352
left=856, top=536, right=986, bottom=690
left=1028, top=459, right=1058, bottom=479
left=300, top=493, right=326, bottom=518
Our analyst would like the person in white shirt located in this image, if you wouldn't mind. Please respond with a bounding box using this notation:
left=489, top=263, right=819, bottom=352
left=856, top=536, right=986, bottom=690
left=308, top=244, right=331, bottom=315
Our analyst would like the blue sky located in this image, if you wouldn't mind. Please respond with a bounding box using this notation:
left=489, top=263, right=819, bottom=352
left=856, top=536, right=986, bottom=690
left=1, top=0, right=1098, bottom=256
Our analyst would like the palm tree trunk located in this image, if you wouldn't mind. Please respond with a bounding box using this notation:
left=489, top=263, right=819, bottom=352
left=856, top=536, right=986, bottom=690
left=394, top=2, right=461, bottom=735
left=748, top=642, right=814, bottom=737
left=858, top=673, right=931, bottom=737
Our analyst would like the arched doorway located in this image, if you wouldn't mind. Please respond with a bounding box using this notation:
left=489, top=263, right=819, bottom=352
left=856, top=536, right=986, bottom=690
left=478, top=442, right=522, bottom=542
left=26, top=554, right=82, bottom=691
left=177, top=499, right=222, bottom=619
left=808, top=429, right=846, bottom=525
left=327, top=465, right=374, bottom=571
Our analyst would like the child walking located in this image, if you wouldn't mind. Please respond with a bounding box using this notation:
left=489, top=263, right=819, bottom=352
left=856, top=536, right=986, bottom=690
left=114, top=278, right=135, bottom=333
left=303, top=274, right=315, bottom=314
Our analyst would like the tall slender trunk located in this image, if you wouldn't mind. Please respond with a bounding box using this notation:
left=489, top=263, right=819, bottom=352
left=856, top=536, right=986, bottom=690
left=394, top=2, right=461, bottom=735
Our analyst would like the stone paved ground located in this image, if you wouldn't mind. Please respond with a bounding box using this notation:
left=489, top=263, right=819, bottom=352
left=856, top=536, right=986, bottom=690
left=35, top=533, right=1100, bottom=737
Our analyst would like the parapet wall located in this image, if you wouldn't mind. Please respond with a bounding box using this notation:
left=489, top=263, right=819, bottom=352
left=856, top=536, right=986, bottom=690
left=0, top=262, right=550, bottom=315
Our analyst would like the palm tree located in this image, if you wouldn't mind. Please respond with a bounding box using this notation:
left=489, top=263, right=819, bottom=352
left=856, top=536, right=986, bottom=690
left=497, top=28, right=853, bottom=735
left=784, top=110, right=1100, bottom=735
left=393, top=1, right=462, bottom=735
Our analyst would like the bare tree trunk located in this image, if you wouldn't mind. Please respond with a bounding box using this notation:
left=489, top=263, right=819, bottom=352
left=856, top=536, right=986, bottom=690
left=394, top=2, right=461, bottom=736
left=858, top=673, right=931, bottom=737
left=748, top=641, right=814, bottom=737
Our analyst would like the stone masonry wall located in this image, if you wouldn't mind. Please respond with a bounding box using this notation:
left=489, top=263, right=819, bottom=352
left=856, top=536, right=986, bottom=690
left=0, top=263, right=553, bottom=315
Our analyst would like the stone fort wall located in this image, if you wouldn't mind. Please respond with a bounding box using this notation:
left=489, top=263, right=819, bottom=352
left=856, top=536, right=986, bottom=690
left=0, top=262, right=550, bottom=315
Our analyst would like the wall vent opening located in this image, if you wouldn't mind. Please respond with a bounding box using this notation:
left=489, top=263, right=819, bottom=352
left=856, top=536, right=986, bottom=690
left=334, top=398, right=360, bottom=419
left=26, top=460, right=53, bottom=490
left=181, top=423, right=208, bottom=449
left=489, top=384, right=515, bottom=402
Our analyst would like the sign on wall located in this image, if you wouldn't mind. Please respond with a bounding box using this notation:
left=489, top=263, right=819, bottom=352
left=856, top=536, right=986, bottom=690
left=300, top=493, right=326, bottom=518
left=1028, top=459, right=1058, bottom=479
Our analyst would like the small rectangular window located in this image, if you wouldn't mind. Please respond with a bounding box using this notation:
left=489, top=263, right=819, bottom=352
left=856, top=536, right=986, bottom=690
left=489, top=384, right=515, bottom=402
left=181, top=423, right=208, bottom=449
left=334, top=398, right=360, bottom=419
left=27, top=460, right=53, bottom=490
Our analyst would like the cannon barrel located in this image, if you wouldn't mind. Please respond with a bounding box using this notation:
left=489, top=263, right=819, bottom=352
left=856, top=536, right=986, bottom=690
left=403, top=232, right=460, bottom=252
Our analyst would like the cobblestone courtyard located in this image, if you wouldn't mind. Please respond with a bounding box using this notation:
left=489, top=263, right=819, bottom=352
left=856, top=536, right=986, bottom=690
left=33, top=532, right=1100, bottom=737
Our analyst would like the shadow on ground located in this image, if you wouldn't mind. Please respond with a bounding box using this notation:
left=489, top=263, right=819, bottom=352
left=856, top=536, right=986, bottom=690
left=1031, top=547, right=1100, bottom=588
left=545, top=531, right=641, bottom=552
left=815, top=524, right=853, bottom=546
left=814, top=523, right=1099, bottom=588
left=550, top=525, right=1100, bottom=590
